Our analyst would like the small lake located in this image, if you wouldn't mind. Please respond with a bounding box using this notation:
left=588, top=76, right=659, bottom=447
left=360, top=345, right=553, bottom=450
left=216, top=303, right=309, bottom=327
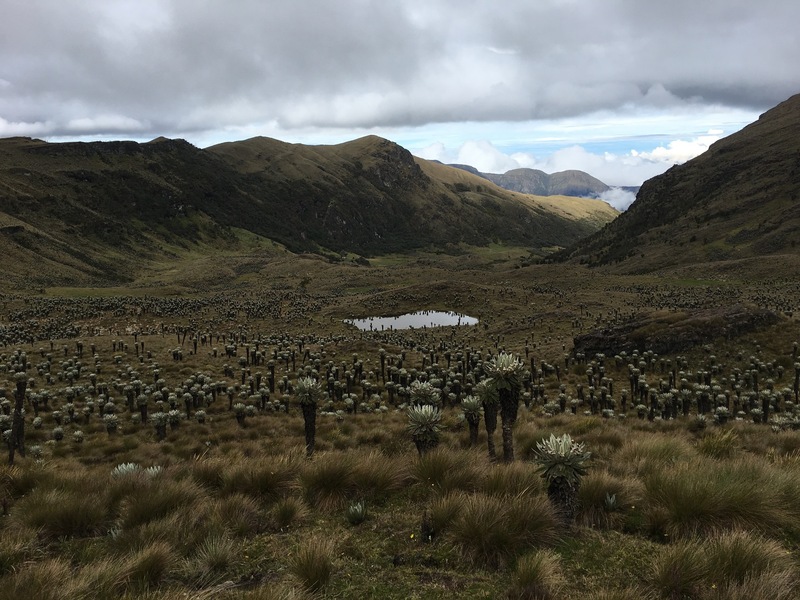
left=345, top=310, right=478, bottom=331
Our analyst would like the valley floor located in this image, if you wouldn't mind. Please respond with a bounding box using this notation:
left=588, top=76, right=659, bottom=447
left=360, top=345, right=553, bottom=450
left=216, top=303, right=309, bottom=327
left=1, top=251, right=799, bottom=599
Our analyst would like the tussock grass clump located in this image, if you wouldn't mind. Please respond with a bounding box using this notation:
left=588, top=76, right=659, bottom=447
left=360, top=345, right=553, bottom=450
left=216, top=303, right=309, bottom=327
left=300, top=451, right=355, bottom=510
left=481, top=461, right=544, bottom=497
left=566, top=417, right=603, bottom=436
left=0, top=557, right=73, bottom=600
left=0, top=527, right=39, bottom=575
left=110, top=507, right=220, bottom=556
left=651, top=541, right=708, bottom=599
left=189, top=457, right=228, bottom=490
left=208, top=493, right=267, bottom=536
left=576, top=470, right=643, bottom=530
left=218, top=584, right=304, bottom=600
left=2, top=462, right=58, bottom=498
left=576, top=426, right=626, bottom=464
left=11, top=486, right=110, bottom=538
left=515, top=425, right=558, bottom=460
left=270, top=496, right=310, bottom=530
left=584, top=590, right=657, bottom=600
left=506, top=549, right=565, bottom=599
left=650, top=530, right=798, bottom=600
left=290, top=535, right=335, bottom=594
left=124, top=540, right=177, bottom=589
left=220, top=455, right=301, bottom=502
left=428, top=491, right=467, bottom=538
left=450, top=492, right=558, bottom=568
left=706, top=570, right=799, bottom=600
left=612, top=434, right=696, bottom=477
left=644, top=458, right=793, bottom=538
left=118, top=478, right=206, bottom=530
left=182, top=534, right=240, bottom=585
left=69, top=557, right=136, bottom=599
left=697, top=428, right=739, bottom=459
left=350, top=450, right=410, bottom=502
left=704, top=530, right=795, bottom=584
left=411, top=447, right=486, bottom=494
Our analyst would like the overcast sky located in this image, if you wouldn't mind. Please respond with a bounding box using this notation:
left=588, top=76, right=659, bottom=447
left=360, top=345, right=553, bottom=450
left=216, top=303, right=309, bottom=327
left=2, top=0, right=798, bottom=208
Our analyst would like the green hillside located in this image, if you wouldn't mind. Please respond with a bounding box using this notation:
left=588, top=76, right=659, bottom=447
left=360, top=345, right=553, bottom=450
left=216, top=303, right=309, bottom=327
left=0, top=135, right=617, bottom=286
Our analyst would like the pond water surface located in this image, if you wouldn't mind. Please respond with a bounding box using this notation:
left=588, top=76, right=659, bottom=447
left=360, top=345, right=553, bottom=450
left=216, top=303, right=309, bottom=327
left=345, top=310, right=478, bottom=331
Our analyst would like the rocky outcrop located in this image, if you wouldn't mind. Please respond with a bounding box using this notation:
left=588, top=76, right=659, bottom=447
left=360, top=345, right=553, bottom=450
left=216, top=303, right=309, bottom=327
left=573, top=304, right=781, bottom=355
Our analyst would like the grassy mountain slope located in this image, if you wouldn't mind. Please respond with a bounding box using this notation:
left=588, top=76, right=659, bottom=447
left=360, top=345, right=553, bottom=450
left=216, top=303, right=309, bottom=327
left=555, top=93, right=800, bottom=273
left=0, top=134, right=617, bottom=286
left=208, top=135, right=617, bottom=253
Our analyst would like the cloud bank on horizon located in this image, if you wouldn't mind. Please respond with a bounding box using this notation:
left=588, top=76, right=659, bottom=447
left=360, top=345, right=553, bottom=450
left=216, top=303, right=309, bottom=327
left=1, top=0, right=798, bottom=198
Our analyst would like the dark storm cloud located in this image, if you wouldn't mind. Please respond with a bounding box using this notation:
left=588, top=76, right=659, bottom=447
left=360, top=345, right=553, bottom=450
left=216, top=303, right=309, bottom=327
left=1, top=0, right=798, bottom=139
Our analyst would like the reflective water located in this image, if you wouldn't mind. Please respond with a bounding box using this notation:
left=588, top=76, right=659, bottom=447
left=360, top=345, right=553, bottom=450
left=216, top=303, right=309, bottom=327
left=345, top=310, right=478, bottom=331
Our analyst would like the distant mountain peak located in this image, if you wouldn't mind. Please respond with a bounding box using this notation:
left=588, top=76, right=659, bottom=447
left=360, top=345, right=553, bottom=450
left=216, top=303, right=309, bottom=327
left=448, top=164, right=611, bottom=198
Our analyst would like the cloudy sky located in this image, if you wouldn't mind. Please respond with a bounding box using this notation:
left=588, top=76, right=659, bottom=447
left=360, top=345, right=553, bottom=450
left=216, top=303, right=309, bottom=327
left=2, top=0, right=798, bottom=208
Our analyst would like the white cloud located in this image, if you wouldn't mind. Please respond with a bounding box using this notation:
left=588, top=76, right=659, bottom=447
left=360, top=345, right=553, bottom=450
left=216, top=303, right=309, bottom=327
left=0, top=117, right=53, bottom=137
left=599, top=188, right=638, bottom=211
left=455, top=141, right=521, bottom=173
left=412, top=131, right=725, bottom=188
left=634, top=131, right=721, bottom=163
left=415, top=142, right=449, bottom=163
left=65, top=115, right=148, bottom=135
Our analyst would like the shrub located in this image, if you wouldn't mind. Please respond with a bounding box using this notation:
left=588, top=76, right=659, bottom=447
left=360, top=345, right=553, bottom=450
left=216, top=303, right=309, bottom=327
left=533, top=433, right=591, bottom=524
left=407, top=404, right=443, bottom=455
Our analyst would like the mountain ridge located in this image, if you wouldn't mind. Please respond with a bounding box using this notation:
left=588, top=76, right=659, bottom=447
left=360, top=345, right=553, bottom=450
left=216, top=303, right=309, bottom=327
left=448, top=164, right=615, bottom=197
left=0, top=134, right=618, bottom=286
left=554, top=92, right=800, bottom=274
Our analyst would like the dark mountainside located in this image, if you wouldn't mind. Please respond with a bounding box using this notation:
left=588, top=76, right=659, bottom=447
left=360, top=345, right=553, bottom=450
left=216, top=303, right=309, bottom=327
left=0, top=135, right=616, bottom=286
left=450, top=165, right=612, bottom=197
left=554, top=92, right=800, bottom=273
